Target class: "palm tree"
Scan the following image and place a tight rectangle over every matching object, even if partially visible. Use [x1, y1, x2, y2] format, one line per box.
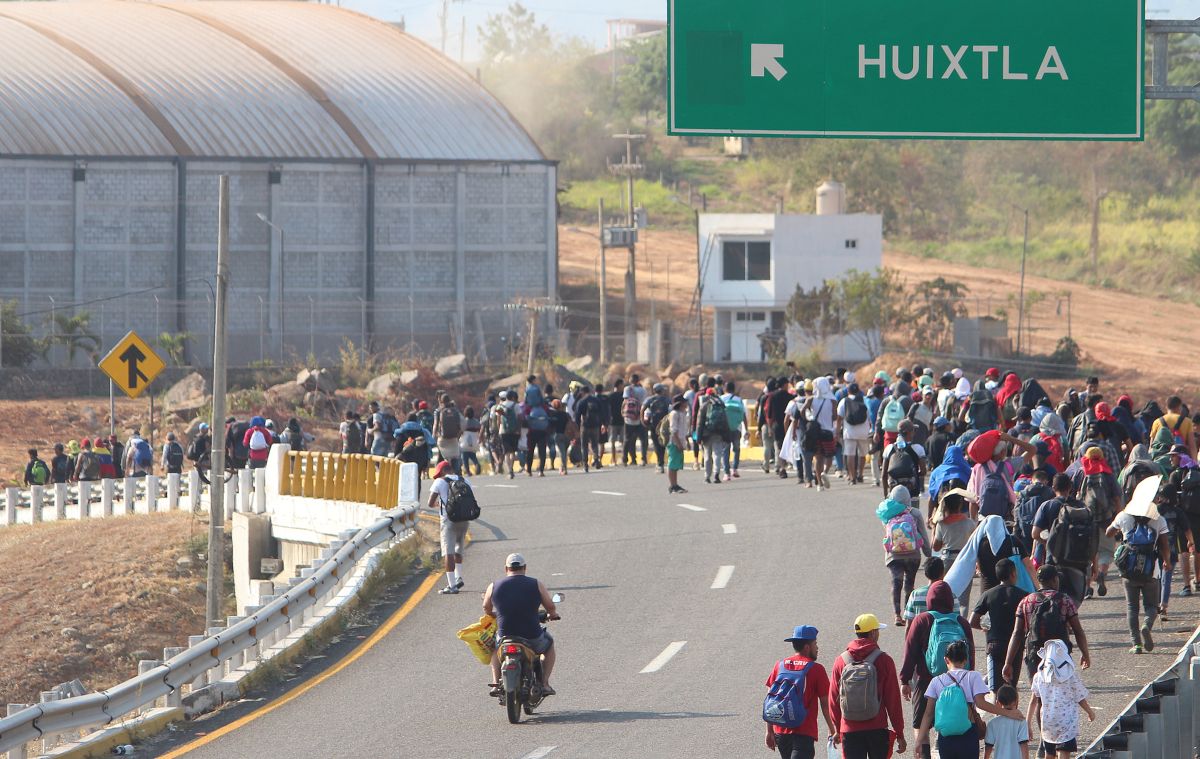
[45, 312, 99, 365]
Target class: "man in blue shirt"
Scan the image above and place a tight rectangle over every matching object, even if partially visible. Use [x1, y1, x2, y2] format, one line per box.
[483, 553, 561, 696]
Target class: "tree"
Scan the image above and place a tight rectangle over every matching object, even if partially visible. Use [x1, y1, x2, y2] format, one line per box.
[46, 311, 99, 364]
[909, 277, 968, 352]
[785, 268, 907, 358]
[617, 33, 666, 121]
[157, 332, 193, 365]
[477, 2, 551, 64]
[0, 300, 38, 367]
[785, 280, 844, 349]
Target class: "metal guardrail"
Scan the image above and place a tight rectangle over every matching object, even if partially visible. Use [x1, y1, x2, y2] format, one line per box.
[1081, 624, 1200, 758]
[0, 501, 418, 757]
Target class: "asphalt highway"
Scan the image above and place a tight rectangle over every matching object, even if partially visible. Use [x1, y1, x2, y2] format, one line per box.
[154, 464, 1198, 759]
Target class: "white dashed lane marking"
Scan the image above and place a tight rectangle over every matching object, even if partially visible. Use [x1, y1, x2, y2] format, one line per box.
[710, 565, 735, 589]
[517, 747, 558, 759]
[677, 503, 706, 512]
[590, 490, 626, 496]
[640, 641, 687, 674]
[722, 523, 737, 534]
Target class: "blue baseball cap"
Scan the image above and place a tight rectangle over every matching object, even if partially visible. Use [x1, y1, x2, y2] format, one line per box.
[933, 416, 951, 429]
[785, 625, 819, 643]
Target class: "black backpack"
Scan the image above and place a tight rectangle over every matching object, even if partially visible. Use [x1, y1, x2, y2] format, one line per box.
[166, 442, 185, 471]
[967, 389, 997, 431]
[1047, 500, 1097, 569]
[1026, 590, 1071, 653]
[845, 396, 868, 426]
[1078, 472, 1115, 524]
[1179, 468, 1200, 518]
[444, 477, 480, 522]
[1015, 482, 1053, 551]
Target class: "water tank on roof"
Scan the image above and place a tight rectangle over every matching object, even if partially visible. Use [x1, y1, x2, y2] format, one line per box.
[816, 179, 845, 215]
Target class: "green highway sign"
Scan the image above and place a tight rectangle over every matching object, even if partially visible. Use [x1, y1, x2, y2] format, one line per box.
[667, 0, 1144, 140]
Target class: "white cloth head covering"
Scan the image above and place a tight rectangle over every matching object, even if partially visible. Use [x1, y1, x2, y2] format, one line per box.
[813, 375, 835, 400]
[955, 377, 972, 399]
[1038, 412, 1066, 438]
[1037, 639, 1077, 683]
[1124, 474, 1163, 520]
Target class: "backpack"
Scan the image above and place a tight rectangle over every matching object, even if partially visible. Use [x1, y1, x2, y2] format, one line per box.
[1026, 590, 1070, 652]
[1046, 500, 1097, 569]
[703, 398, 730, 438]
[1179, 468, 1200, 517]
[282, 429, 306, 452]
[343, 422, 364, 454]
[1016, 482, 1052, 551]
[645, 396, 671, 428]
[1170, 413, 1187, 446]
[845, 396, 868, 426]
[881, 398, 906, 433]
[1019, 379, 1050, 411]
[497, 403, 519, 434]
[380, 413, 400, 438]
[249, 429, 269, 451]
[978, 465, 1011, 519]
[29, 459, 50, 485]
[762, 660, 813, 729]
[524, 384, 544, 409]
[1115, 520, 1158, 582]
[884, 510, 923, 555]
[967, 389, 997, 431]
[133, 439, 153, 467]
[622, 396, 642, 425]
[837, 649, 884, 722]
[933, 672, 975, 737]
[79, 451, 101, 480]
[657, 414, 673, 449]
[230, 422, 251, 460]
[527, 406, 550, 432]
[724, 396, 746, 431]
[1121, 461, 1159, 505]
[165, 442, 184, 471]
[886, 445, 918, 481]
[924, 610, 966, 677]
[444, 477, 480, 522]
[1079, 472, 1115, 523]
[439, 408, 462, 438]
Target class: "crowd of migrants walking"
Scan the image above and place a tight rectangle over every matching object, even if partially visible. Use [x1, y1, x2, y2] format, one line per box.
[759, 364, 1199, 759]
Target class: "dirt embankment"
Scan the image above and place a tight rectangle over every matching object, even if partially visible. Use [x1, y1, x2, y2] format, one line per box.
[0, 512, 209, 706]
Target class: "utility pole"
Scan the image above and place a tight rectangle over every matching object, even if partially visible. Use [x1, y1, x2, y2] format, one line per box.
[597, 199, 607, 364]
[609, 133, 644, 361]
[504, 301, 566, 377]
[1014, 205, 1029, 356]
[438, 0, 465, 55]
[207, 175, 230, 629]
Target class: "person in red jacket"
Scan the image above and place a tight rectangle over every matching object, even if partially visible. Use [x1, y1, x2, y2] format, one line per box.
[243, 415, 273, 469]
[899, 581, 975, 759]
[829, 613, 907, 759]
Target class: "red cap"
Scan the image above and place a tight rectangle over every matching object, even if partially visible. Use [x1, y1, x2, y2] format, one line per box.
[433, 460, 452, 478]
[1095, 402, 1114, 422]
[985, 367, 1000, 378]
[418, 400, 429, 410]
[80, 437, 91, 447]
[1118, 394, 1133, 408]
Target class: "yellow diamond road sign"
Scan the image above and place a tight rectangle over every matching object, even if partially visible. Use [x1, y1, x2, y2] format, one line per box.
[98, 330, 166, 399]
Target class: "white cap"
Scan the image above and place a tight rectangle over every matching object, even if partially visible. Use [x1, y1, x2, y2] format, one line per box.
[505, 553, 526, 568]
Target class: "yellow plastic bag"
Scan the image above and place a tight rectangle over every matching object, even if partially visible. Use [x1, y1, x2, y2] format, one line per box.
[456, 614, 497, 665]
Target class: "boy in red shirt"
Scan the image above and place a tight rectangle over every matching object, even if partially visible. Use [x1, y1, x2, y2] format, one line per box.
[830, 614, 907, 759]
[764, 625, 835, 758]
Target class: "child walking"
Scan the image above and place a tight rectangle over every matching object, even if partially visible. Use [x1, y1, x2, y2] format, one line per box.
[916, 640, 1023, 759]
[984, 684, 1030, 759]
[1028, 639, 1094, 759]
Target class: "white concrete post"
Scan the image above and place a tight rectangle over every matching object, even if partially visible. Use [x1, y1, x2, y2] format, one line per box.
[101, 478, 115, 517]
[146, 474, 160, 513]
[225, 616, 245, 670]
[167, 472, 181, 511]
[78, 481, 93, 518]
[163, 647, 186, 706]
[122, 476, 136, 514]
[137, 660, 163, 709]
[29, 485, 43, 523]
[187, 635, 208, 689]
[399, 462, 419, 503]
[6, 703, 30, 759]
[54, 482, 68, 520]
[39, 690, 59, 752]
[253, 467, 267, 514]
[188, 469, 202, 512]
[224, 476, 237, 522]
[241, 604, 262, 662]
[4, 486, 18, 526]
[238, 468, 253, 513]
[206, 626, 225, 680]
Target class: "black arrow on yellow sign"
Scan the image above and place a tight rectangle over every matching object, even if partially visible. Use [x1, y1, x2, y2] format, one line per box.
[118, 343, 151, 389]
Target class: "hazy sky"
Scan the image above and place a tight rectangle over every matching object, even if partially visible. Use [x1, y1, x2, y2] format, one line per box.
[338, 0, 1200, 59]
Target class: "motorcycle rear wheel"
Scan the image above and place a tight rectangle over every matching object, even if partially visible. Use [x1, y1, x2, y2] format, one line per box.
[506, 692, 522, 724]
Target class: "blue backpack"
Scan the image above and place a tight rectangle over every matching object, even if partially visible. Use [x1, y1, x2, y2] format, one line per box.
[925, 611, 966, 677]
[978, 465, 1011, 519]
[723, 396, 746, 431]
[1115, 520, 1158, 582]
[763, 660, 812, 729]
[133, 438, 153, 467]
[933, 671, 974, 736]
[527, 405, 550, 432]
[1016, 482, 1052, 550]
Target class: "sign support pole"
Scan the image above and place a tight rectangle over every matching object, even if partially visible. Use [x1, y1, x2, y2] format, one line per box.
[109, 380, 115, 437]
[598, 199, 607, 365]
[207, 175, 230, 629]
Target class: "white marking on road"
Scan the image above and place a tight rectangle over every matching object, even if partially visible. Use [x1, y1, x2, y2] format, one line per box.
[486, 484, 519, 489]
[591, 490, 626, 496]
[722, 523, 737, 534]
[677, 503, 707, 512]
[711, 565, 736, 589]
[518, 747, 558, 759]
[640, 641, 687, 673]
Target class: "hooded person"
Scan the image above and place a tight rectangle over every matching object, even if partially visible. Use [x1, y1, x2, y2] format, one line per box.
[1029, 637, 1095, 751]
[799, 376, 838, 490]
[1035, 412, 1068, 472]
[878, 485, 933, 625]
[927, 444, 972, 507]
[828, 614, 908, 757]
[899, 580, 975, 757]
[995, 372, 1023, 421]
[1112, 396, 1144, 446]
[944, 514, 1037, 598]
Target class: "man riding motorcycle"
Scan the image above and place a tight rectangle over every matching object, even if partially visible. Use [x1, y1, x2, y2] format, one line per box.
[482, 553, 560, 697]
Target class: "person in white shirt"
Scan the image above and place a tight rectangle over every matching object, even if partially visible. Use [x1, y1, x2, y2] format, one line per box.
[427, 460, 474, 595]
[1105, 475, 1172, 654]
[836, 382, 872, 485]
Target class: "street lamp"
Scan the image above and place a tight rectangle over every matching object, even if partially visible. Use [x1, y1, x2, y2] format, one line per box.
[255, 212, 285, 361]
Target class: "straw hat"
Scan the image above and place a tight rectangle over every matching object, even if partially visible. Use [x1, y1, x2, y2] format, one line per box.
[1123, 474, 1163, 520]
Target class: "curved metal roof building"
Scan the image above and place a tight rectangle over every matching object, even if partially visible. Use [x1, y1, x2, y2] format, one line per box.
[0, 1, 544, 161]
[0, 2, 556, 367]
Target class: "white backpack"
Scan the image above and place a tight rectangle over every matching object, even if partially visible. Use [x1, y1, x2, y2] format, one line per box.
[249, 429, 269, 451]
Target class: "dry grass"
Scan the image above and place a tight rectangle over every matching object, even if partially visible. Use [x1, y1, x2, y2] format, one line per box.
[0, 512, 208, 705]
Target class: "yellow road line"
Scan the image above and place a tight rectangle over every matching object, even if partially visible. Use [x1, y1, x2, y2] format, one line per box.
[159, 569, 443, 758]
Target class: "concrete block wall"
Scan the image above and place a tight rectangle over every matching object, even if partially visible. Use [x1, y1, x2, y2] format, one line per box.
[0, 158, 555, 366]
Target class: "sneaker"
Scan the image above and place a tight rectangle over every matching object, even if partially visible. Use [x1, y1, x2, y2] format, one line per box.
[1129, 645, 1144, 654]
[1084, 586, 1094, 599]
[454, 578, 465, 590]
[705, 477, 711, 484]
[439, 586, 460, 595]
[540, 684, 556, 697]
[722, 474, 731, 482]
[676, 486, 688, 494]
[1141, 624, 1155, 652]
[778, 470, 788, 479]
[816, 483, 824, 492]
[488, 683, 502, 697]
[732, 470, 740, 478]
[1160, 607, 1170, 622]
[1097, 574, 1107, 596]
[657, 466, 665, 473]
[822, 474, 831, 489]
[1180, 586, 1193, 597]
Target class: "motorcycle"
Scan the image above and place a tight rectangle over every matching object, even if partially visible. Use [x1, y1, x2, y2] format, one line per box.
[497, 593, 562, 724]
